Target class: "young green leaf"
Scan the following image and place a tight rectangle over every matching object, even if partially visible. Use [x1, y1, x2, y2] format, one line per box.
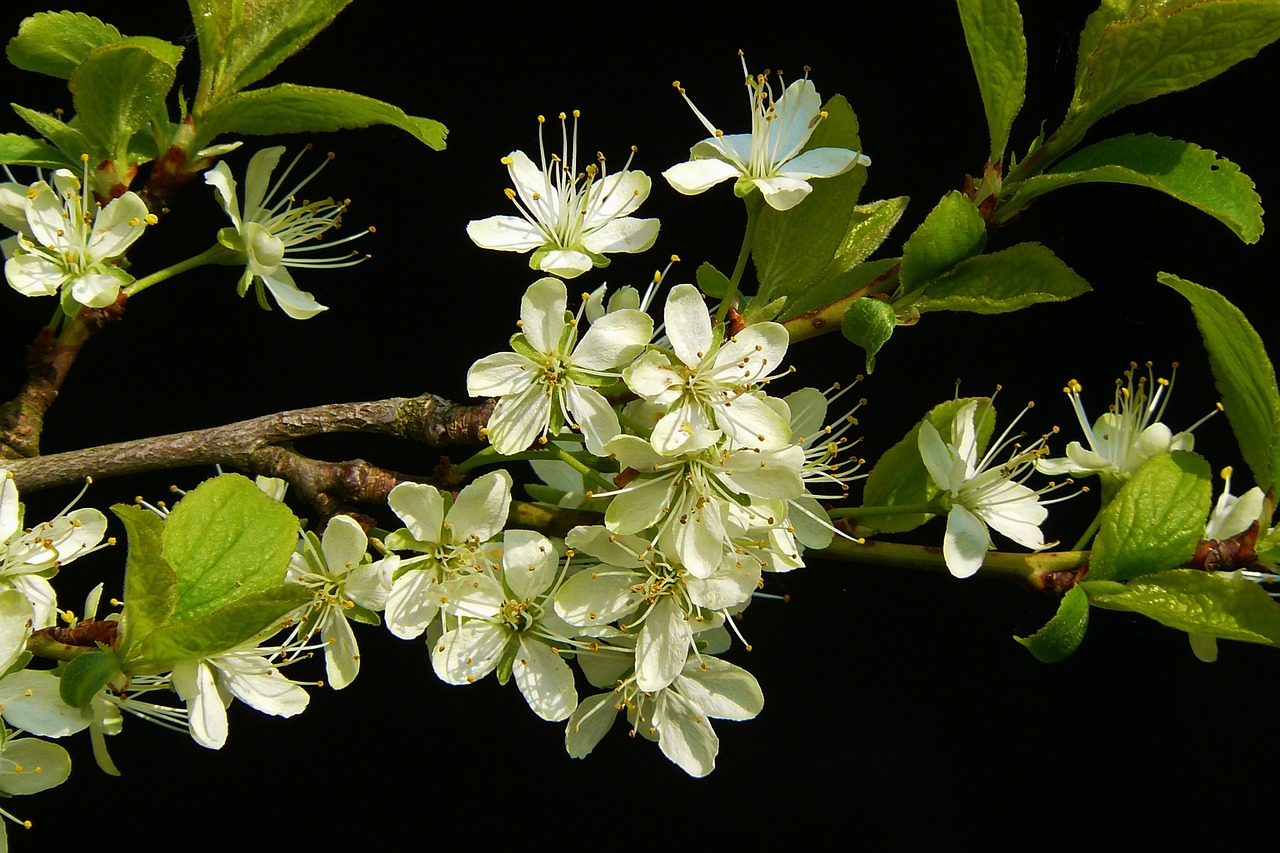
[10, 105, 93, 164]
[110, 503, 179, 668]
[998, 134, 1263, 242]
[0, 133, 74, 168]
[909, 242, 1091, 315]
[160, 473, 301, 624]
[193, 84, 447, 152]
[58, 649, 123, 709]
[840, 296, 896, 374]
[69, 42, 180, 160]
[859, 397, 994, 534]
[696, 262, 730, 299]
[5, 10, 121, 78]
[1068, 1, 1280, 138]
[1014, 585, 1089, 663]
[956, 0, 1027, 162]
[1089, 450, 1212, 581]
[1083, 569, 1280, 648]
[135, 584, 314, 664]
[897, 190, 987, 296]
[1160, 273, 1280, 492]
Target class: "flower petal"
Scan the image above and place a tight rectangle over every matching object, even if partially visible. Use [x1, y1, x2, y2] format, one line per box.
[943, 504, 991, 579]
[662, 158, 742, 195]
[465, 214, 548, 252]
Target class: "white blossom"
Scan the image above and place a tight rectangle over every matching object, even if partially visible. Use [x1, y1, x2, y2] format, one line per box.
[466, 111, 659, 278]
[663, 54, 869, 211]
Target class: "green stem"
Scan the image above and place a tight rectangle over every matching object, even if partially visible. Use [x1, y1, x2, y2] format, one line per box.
[816, 538, 1090, 590]
[124, 243, 241, 298]
[715, 193, 765, 325]
[1070, 508, 1104, 552]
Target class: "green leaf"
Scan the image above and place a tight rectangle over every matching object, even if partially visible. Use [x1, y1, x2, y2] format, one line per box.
[10, 105, 94, 163]
[859, 397, 994, 534]
[1000, 134, 1263, 242]
[897, 190, 987, 295]
[0, 133, 75, 168]
[778, 198, 908, 321]
[1015, 585, 1090, 663]
[189, 0, 352, 108]
[136, 584, 313, 663]
[752, 95, 866, 305]
[1069, 0, 1280, 129]
[1160, 273, 1280, 491]
[956, 0, 1027, 162]
[161, 473, 300, 623]
[194, 84, 447, 152]
[910, 242, 1092, 314]
[1090, 450, 1212, 581]
[5, 11, 121, 79]
[1083, 569, 1280, 647]
[840, 297, 896, 374]
[58, 650, 123, 709]
[696, 262, 730, 299]
[69, 42, 179, 159]
[110, 504, 179, 668]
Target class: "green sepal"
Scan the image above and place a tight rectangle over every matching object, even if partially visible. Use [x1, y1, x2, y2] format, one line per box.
[194, 84, 447, 152]
[58, 649, 123, 709]
[1082, 569, 1280, 648]
[999, 135, 1263, 242]
[0, 132, 78, 169]
[956, 0, 1027, 163]
[908, 242, 1091, 315]
[69, 42, 181, 161]
[860, 397, 994, 534]
[840, 297, 896, 374]
[1090, 450, 1212, 581]
[897, 190, 987, 296]
[344, 601, 381, 628]
[1068, 0, 1280, 134]
[1014, 585, 1089, 663]
[495, 639, 518, 686]
[752, 95, 867, 306]
[696, 262, 730, 299]
[507, 332, 539, 361]
[1160, 273, 1280, 493]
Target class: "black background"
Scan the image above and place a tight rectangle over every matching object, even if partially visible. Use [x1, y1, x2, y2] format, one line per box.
[3, 1, 1277, 845]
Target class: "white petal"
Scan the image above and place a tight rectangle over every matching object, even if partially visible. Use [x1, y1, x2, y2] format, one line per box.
[502, 530, 558, 601]
[943, 504, 991, 579]
[174, 660, 228, 749]
[564, 384, 621, 456]
[653, 690, 718, 777]
[215, 651, 310, 715]
[466, 352, 537, 398]
[585, 169, 652, 221]
[674, 656, 764, 720]
[5, 253, 63, 297]
[535, 249, 594, 279]
[486, 381, 552, 455]
[203, 162, 243, 229]
[752, 175, 814, 211]
[778, 147, 861, 181]
[514, 635, 577, 721]
[431, 621, 509, 684]
[770, 79, 823, 156]
[466, 215, 548, 251]
[321, 515, 369, 576]
[565, 691, 621, 758]
[664, 283, 713, 368]
[580, 216, 660, 255]
[242, 147, 285, 217]
[85, 192, 149, 263]
[69, 272, 122, 308]
[0, 671, 90, 737]
[662, 158, 742, 195]
[554, 568, 645, 627]
[387, 482, 444, 544]
[571, 309, 654, 371]
[635, 596, 692, 692]
[322, 612, 361, 690]
[445, 469, 512, 544]
[520, 277, 568, 354]
[385, 569, 441, 640]
[259, 268, 327, 320]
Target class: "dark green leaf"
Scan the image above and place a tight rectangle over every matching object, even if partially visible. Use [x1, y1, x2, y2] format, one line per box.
[1001, 134, 1262, 242]
[69, 43, 179, 158]
[194, 84, 447, 151]
[696, 262, 730, 299]
[956, 0, 1027, 162]
[1083, 569, 1280, 647]
[752, 95, 866, 305]
[0, 133, 75, 168]
[5, 11, 121, 79]
[898, 190, 987, 295]
[840, 297, 896, 374]
[1161, 273, 1280, 491]
[161, 473, 300, 623]
[860, 397, 994, 534]
[1090, 450, 1212, 581]
[910, 242, 1091, 314]
[59, 650, 123, 709]
[1015, 585, 1090, 662]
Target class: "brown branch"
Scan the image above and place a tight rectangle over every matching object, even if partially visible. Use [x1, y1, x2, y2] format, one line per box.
[3, 393, 496, 494]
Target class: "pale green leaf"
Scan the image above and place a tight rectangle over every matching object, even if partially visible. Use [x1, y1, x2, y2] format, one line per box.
[1002, 134, 1262, 242]
[194, 84, 447, 151]
[910, 242, 1091, 314]
[956, 0, 1028, 161]
[1014, 585, 1090, 663]
[898, 190, 987, 295]
[0, 133, 74, 168]
[1090, 450, 1212, 581]
[9, 105, 94, 162]
[110, 504, 179, 668]
[1083, 569, 1280, 647]
[136, 584, 315, 664]
[69, 43, 178, 158]
[1161, 272, 1280, 491]
[5, 11, 121, 79]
